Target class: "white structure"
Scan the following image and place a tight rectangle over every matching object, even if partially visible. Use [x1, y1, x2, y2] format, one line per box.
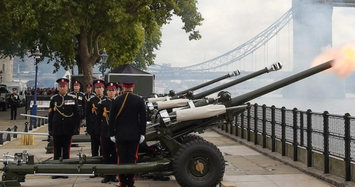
[0, 57, 13, 83]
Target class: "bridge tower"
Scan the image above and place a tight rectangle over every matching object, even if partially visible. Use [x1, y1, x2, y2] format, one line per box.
[283, 0, 345, 98]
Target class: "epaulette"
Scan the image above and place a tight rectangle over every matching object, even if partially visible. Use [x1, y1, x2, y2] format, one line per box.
[87, 95, 95, 102]
[50, 94, 58, 100]
[132, 93, 142, 98]
[67, 93, 76, 98]
[98, 99, 106, 104]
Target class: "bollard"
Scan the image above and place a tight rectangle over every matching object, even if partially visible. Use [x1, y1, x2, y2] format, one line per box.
[29, 119, 33, 131]
[42, 118, 44, 126]
[13, 125, 18, 138]
[6, 128, 11, 142]
[24, 122, 29, 132]
[45, 115, 48, 124]
[37, 118, 41, 127]
[33, 118, 37, 129]
[0, 133, 3, 145]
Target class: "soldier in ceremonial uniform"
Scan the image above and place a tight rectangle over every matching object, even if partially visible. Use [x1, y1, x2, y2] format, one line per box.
[48, 78, 81, 179]
[109, 78, 147, 187]
[96, 82, 119, 183]
[70, 80, 86, 122]
[9, 88, 20, 120]
[83, 84, 95, 129]
[86, 80, 106, 157]
[84, 84, 96, 102]
[115, 82, 122, 96]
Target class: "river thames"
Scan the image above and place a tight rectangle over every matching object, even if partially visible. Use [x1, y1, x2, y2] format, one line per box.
[249, 94, 355, 115]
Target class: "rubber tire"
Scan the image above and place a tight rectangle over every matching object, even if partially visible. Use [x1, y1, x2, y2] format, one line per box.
[180, 134, 204, 144]
[173, 139, 225, 187]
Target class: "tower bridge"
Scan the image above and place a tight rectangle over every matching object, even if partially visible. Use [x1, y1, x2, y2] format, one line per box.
[149, 0, 355, 98]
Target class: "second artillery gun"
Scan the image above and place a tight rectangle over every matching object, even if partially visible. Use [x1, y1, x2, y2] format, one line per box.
[147, 62, 282, 123]
[0, 60, 334, 187]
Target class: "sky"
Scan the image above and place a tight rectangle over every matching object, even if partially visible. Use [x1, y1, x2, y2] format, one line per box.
[153, 0, 355, 71]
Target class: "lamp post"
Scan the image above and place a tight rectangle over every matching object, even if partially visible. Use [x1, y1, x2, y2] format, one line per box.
[31, 46, 42, 127]
[100, 48, 108, 80]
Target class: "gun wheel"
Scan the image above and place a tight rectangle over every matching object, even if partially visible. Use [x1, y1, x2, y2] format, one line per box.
[179, 134, 204, 144]
[173, 139, 225, 187]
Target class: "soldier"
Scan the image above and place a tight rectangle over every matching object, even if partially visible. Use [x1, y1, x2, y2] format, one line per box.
[70, 80, 86, 125]
[86, 80, 106, 157]
[48, 78, 81, 179]
[109, 78, 147, 187]
[96, 82, 119, 183]
[84, 84, 95, 102]
[9, 88, 20, 120]
[115, 82, 122, 96]
[83, 84, 95, 129]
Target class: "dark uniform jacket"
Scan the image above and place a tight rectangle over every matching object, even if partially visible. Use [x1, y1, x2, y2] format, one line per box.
[84, 92, 96, 103]
[70, 91, 86, 119]
[96, 97, 115, 138]
[48, 93, 81, 136]
[109, 92, 146, 141]
[9, 93, 20, 107]
[86, 95, 106, 135]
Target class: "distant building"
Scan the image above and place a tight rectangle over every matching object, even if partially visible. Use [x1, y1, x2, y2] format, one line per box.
[0, 57, 14, 83]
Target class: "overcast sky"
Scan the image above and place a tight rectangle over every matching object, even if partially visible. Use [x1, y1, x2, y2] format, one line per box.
[154, 0, 355, 71]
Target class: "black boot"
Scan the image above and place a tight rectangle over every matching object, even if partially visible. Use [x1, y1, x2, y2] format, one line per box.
[101, 176, 111, 183]
[111, 175, 119, 182]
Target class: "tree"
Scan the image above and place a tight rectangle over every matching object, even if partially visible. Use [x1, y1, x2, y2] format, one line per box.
[0, 0, 203, 87]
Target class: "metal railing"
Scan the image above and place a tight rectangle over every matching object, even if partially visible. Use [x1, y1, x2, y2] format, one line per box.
[218, 103, 355, 182]
[0, 117, 48, 145]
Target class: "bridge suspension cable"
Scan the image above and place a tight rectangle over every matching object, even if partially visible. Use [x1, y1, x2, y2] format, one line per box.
[149, 6, 297, 72]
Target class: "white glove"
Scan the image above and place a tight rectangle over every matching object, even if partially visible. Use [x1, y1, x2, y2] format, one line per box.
[110, 136, 116, 143]
[139, 135, 145, 144]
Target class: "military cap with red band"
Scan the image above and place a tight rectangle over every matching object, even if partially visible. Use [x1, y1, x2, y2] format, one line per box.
[86, 84, 93, 88]
[56, 78, 69, 86]
[105, 82, 119, 89]
[93, 79, 106, 87]
[121, 77, 136, 88]
[73, 80, 81, 86]
[116, 82, 122, 90]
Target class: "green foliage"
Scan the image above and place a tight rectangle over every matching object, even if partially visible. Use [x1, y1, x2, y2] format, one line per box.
[0, 0, 203, 84]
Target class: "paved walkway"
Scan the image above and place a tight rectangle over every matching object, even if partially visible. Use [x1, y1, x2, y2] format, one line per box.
[0, 124, 353, 187]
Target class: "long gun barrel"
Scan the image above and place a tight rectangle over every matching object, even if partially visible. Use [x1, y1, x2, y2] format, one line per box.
[152, 63, 282, 111]
[191, 62, 282, 100]
[226, 60, 333, 107]
[172, 70, 241, 98]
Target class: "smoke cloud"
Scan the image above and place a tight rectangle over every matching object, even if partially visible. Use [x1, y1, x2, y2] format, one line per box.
[312, 43, 355, 77]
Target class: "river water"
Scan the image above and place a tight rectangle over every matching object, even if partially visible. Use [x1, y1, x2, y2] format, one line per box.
[249, 94, 355, 115]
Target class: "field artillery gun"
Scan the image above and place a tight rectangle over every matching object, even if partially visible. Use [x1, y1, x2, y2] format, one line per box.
[147, 62, 282, 123]
[0, 60, 333, 187]
[146, 70, 241, 102]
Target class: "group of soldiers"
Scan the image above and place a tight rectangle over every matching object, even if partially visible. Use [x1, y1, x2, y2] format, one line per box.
[48, 77, 147, 187]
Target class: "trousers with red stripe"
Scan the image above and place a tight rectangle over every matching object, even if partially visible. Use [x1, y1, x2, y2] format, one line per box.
[116, 140, 140, 187]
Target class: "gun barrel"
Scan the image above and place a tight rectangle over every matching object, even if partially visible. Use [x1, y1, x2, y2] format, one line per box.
[192, 62, 282, 99]
[227, 60, 333, 107]
[173, 70, 240, 97]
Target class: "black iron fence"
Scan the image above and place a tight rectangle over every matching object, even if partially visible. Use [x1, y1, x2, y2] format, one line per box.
[218, 103, 355, 182]
[0, 117, 48, 145]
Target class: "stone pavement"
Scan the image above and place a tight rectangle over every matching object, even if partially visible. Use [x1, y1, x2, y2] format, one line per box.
[0, 124, 352, 187]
